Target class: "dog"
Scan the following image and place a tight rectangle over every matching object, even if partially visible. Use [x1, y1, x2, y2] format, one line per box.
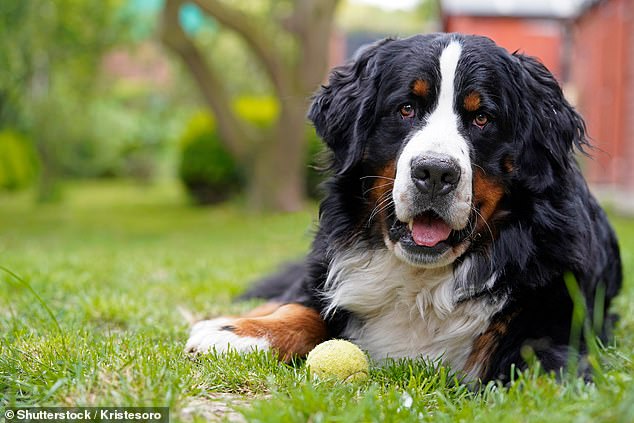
[185, 33, 622, 383]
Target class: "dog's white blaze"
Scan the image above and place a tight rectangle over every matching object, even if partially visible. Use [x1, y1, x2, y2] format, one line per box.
[324, 247, 505, 380]
[185, 317, 270, 354]
[393, 40, 472, 227]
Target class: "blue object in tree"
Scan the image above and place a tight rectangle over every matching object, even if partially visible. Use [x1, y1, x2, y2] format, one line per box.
[179, 2, 217, 35]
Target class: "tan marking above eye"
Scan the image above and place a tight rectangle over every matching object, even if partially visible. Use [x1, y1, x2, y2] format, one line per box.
[412, 79, 430, 97]
[464, 91, 481, 112]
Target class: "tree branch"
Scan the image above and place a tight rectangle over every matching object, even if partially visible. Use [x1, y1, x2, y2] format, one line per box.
[191, 0, 291, 98]
[285, 0, 340, 93]
[160, 0, 254, 160]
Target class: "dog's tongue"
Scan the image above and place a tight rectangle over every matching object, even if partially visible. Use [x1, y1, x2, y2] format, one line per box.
[411, 215, 452, 247]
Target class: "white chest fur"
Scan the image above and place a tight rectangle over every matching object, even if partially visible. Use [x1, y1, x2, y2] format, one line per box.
[323, 247, 506, 376]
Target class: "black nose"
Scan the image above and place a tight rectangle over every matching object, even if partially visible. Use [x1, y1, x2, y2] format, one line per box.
[411, 155, 461, 197]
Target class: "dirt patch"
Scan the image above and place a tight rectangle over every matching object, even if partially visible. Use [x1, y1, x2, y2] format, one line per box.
[180, 394, 254, 422]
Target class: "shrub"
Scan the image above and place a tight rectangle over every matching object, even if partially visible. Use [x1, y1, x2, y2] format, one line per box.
[177, 97, 327, 205]
[0, 129, 39, 191]
[178, 111, 243, 204]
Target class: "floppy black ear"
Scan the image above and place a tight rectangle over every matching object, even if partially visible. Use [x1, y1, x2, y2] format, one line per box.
[308, 40, 389, 174]
[512, 54, 588, 192]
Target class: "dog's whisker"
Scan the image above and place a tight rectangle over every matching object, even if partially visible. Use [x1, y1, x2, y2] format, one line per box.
[368, 205, 393, 228]
[472, 164, 487, 174]
[362, 182, 394, 196]
[360, 175, 395, 182]
[369, 194, 392, 216]
[470, 206, 495, 243]
[466, 204, 502, 277]
[367, 195, 394, 227]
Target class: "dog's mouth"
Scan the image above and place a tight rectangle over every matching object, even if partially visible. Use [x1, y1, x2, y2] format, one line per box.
[389, 211, 456, 249]
[388, 211, 470, 267]
[408, 213, 453, 247]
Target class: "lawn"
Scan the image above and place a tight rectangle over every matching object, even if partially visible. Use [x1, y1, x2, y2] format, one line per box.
[1, 180, 633, 422]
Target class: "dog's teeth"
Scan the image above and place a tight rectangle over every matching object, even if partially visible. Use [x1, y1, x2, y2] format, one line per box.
[408, 220, 413, 231]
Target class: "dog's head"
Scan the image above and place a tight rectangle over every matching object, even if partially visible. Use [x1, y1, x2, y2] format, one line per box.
[309, 33, 587, 268]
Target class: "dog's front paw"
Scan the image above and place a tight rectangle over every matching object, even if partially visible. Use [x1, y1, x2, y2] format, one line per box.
[184, 317, 270, 355]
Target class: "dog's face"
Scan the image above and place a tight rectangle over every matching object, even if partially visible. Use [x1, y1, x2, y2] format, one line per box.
[310, 34, 585, 269]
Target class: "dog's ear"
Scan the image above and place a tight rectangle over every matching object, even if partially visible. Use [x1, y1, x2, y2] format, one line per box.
[511, 54, 588, 192]
[308, 40, 389, 174]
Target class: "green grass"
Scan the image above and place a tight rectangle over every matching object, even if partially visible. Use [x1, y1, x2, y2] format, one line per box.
[1, 180, 633, 422]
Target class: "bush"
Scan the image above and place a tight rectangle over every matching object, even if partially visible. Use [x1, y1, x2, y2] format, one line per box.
[177, 97, 327, 205]
[0, 129, 39, 191]
[178, 111, 243, 204]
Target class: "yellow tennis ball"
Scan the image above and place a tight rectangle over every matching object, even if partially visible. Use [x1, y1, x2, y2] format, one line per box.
[306, 339, 369, 382]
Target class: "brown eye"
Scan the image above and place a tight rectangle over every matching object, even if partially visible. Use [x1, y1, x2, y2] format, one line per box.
[473, 113, 489, 128]
[400, 104, 415, 118]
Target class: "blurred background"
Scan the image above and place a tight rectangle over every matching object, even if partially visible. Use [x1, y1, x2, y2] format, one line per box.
[0, 0, 631, 213]
[2, 3, 633, 412]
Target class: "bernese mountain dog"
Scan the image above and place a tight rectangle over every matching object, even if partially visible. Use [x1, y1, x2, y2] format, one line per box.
[185, 33, 622, 383]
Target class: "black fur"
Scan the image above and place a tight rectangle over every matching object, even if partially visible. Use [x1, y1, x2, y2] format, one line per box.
[242, 33, 621, 382]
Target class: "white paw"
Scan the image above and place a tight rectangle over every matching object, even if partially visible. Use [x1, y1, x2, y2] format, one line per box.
[184, 317, 270, 355]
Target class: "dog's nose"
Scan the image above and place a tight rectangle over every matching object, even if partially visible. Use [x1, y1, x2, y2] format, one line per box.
[411, 155, 461, 197]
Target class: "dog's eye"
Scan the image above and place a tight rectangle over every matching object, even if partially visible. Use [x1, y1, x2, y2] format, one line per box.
[399, 104, 415, 119]
[473, 113, 489, 128]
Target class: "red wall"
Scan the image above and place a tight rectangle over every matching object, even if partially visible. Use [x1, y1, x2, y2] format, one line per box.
[445, 4, 634, 194]
[444, 16, 564, 79]
[572, 0, 633, 189]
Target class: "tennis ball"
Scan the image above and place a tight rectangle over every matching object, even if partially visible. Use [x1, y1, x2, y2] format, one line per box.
[305, 339, 369, 382]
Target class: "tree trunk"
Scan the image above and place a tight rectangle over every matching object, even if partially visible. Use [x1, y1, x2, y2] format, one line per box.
[161, 0, 339, 212]
[248, 100, 307, 212]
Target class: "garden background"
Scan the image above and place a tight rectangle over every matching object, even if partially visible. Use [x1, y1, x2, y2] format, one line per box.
[1, 1, 633, 422]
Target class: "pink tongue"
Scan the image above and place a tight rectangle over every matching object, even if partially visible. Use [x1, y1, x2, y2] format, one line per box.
[411, 215, 452, 247]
